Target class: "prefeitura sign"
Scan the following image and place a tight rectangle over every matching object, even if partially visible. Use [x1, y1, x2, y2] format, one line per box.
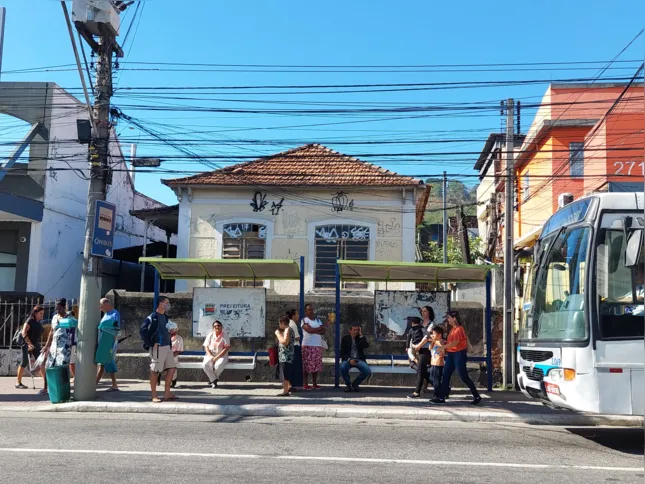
[91, 200, 116, 258]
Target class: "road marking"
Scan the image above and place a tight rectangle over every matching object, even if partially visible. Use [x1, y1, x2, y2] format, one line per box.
[0, 448, 641, 472]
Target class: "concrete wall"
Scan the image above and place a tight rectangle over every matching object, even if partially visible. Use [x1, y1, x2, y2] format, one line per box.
[173, 186, 419, 295]
[109, 290, 502, 387]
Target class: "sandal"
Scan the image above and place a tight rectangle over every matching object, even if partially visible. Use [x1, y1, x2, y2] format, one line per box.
[277, 392, 291, 397]
[106, 387, 120, 392]
[151, 397, 163, 403]
[165, 395, 179, 401]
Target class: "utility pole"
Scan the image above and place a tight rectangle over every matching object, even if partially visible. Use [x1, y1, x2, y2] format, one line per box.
[503, 99, 516, 390]
[442, 171, 448, 264]
[458, 205, 471, 265]
[72, 2, 126, 402]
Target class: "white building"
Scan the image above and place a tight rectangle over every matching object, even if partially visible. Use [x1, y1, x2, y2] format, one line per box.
[164, 144, 430, 294]
[0, 82, 167, 299]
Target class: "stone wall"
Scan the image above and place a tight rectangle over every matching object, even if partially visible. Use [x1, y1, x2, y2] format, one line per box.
[109, 290, 503, 387]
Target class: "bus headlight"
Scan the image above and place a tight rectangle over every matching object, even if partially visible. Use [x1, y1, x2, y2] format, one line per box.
[550, 369, 563, 381]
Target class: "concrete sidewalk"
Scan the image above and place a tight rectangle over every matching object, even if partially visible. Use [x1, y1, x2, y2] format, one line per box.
[0, 377, 641, 427]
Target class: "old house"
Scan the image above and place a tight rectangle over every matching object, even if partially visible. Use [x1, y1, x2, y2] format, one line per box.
[163, 144, 430, 294]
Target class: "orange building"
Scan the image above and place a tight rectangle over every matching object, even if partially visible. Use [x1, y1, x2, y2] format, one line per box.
[514, 82, 644, 249]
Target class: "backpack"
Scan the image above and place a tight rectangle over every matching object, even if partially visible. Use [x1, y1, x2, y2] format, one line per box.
[139, 312, 159, 350]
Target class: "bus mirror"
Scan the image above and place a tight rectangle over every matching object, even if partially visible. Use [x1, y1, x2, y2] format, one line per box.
[553, 263, 567, 272]
[624, 230, 643, 268]
[515, 267, 523, 298]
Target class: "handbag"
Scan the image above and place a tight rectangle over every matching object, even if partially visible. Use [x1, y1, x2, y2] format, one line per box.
[268, 346, 279, 367]
[12, 328, 24, 346]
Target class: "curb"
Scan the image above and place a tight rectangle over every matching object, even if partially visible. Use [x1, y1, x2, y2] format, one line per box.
[12, 401, 643, 427]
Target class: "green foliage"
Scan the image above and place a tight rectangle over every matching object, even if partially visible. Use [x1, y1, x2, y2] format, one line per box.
[421, 236, 484, 264]
[422, 179, 477, 226]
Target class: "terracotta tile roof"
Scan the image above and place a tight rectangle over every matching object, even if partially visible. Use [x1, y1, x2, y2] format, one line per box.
[163, 143, 423, 188]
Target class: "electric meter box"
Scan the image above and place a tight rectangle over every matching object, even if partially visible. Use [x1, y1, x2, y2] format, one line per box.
[72, 0, 120, 37]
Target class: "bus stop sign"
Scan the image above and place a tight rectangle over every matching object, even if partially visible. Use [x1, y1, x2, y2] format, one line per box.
[91, 200, 116, 258]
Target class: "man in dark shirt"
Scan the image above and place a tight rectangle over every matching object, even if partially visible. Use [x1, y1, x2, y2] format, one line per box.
[340, 323, 371, 392]
[148, 297, 176, 403]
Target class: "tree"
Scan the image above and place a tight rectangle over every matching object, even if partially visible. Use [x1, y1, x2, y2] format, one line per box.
[422, 179, 477, 225]
[421, 236, 484, 265]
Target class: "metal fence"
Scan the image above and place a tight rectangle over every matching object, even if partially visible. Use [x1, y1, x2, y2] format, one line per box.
[0, 297, 78, 349]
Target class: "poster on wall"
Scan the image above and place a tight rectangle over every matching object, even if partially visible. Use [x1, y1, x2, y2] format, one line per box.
[374, 291, 450, 341]
[192, 287, 266, 338]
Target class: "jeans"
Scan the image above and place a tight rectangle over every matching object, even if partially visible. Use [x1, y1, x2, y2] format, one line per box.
[340, 360, 372, 388]
[415, 349, 430, 394]
[429, 365, 443, 398]
[439, 350, 479, 399]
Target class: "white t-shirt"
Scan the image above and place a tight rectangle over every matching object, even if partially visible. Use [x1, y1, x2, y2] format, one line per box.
[288, 320, 301, 347]
[301, 317, 323, 347]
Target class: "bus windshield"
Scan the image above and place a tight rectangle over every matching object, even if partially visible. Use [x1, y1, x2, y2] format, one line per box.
[521, 226, 590, 341]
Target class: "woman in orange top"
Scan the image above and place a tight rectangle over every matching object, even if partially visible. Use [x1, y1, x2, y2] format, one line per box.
[431, 310, 482, 406]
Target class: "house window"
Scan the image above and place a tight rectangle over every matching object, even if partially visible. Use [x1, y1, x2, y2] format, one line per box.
[569, 142, 584, 178]
[314, 224, 370, 290]
[522, 172, 530, 201]
[222, 223, 266, 287]
[0, 252, 16, 291]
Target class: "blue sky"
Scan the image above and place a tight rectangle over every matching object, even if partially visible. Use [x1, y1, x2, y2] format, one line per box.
[1, 0, 644, 205]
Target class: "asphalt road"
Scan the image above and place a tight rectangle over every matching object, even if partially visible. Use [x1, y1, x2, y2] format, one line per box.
[0, 412, 642, 484]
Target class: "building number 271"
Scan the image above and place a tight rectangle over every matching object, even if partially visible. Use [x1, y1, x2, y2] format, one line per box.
[613, 161, 645, 176]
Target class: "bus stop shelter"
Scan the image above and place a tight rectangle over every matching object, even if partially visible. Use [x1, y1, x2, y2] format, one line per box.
[334, 260, 495, 391]
[139, 257, 305, 320]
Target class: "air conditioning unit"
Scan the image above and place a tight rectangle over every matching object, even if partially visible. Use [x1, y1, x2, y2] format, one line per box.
[558, 193, 574, 209]
[72, 0, 120, 37]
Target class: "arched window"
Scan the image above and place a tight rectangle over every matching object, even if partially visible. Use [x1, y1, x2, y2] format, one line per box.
[222, 223, 266, 287]
[314, 224, 369, 289]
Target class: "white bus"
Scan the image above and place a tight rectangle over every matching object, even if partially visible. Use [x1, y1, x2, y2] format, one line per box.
[517, 192, 644, 415]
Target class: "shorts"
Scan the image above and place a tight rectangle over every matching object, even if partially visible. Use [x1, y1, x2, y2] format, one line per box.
[279, 361, 294, 383]
[20, 345, 40, 368]
[150, 345, 176, 373]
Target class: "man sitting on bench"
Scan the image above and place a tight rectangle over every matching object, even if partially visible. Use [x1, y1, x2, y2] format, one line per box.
[340, 323, 371, 392]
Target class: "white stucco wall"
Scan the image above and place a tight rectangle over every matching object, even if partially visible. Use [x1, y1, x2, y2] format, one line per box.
[25, 86, 169, 299]
[173, 186, 419, 295]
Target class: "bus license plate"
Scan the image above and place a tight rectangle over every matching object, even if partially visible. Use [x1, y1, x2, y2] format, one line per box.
[545, 383, 560, 396]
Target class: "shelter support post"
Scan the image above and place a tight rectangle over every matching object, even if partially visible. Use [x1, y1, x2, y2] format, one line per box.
[140, 219, 149, 292]
[299, 256, 305, 334]
[334, 261, 341, 388]
[153, 268, 160, 312]
[486, 271, 493, 392]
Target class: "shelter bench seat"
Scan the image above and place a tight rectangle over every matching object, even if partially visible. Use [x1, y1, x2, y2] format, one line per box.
[348, 354, 487, 375]
[176, 351, 260, 371]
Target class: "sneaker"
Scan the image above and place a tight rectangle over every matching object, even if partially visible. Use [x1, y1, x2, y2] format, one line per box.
[407, 393, 421, 399]
[37, 389, 48, 396]
[344, 385, 352, 393]
[312, 385, 322, 390]
[429, 397, 445, 405]
[210, 381, 218, 389]
[15, 383, 28, 389]
[303, 385, 312, 390]
[471, 396, 482, 406]
[351, 384, 361, 393]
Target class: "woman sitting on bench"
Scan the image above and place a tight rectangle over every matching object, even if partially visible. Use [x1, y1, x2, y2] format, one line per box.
[202, 320, 230, 389]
